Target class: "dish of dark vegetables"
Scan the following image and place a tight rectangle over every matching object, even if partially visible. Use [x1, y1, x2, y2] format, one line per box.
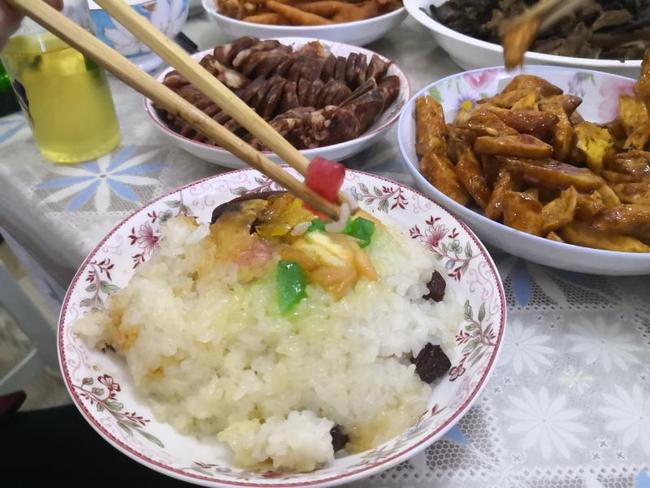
[428, 0, 650, 61]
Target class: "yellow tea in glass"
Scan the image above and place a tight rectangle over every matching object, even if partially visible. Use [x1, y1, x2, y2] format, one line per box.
[1, 13, 120, 163]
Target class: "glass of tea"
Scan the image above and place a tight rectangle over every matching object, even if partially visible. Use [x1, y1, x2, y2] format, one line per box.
[0, 0, 121, 164]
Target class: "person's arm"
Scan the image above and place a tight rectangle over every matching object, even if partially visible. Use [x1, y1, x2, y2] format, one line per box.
[0, 0, 63, 49]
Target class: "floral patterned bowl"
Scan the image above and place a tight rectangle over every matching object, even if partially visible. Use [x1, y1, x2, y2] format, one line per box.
[89, 0, 189, 72]
[59, 169, 506, 487]
[398, 65, 650, 275]
[144, 38, 410, 168]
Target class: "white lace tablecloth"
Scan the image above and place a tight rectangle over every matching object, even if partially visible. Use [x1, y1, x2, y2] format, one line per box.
[0, 15, 648, 488]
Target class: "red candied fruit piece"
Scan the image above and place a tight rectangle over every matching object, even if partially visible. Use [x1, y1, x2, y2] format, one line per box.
[305, 156, 345, 204]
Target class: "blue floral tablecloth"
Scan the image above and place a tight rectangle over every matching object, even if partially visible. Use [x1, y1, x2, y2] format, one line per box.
[0, 16, 648, 488]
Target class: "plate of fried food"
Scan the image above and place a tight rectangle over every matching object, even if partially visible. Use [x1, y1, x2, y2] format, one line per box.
[146, 37, 409, 168]
[398, 60, 650, 275]
[202, 0, 406, 46]
[404, 0, 644, 77]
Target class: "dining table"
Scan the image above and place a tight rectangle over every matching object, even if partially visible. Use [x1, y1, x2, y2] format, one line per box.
[0, 11, 649, 488]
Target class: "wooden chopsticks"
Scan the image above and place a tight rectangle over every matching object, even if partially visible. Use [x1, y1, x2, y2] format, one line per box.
[96, 0, 345, 205]
[95, 0, 313, 176]
[7, 0, 340, 220]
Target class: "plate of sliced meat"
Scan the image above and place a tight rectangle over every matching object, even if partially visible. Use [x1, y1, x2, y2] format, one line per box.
[145, 36, 409, 168]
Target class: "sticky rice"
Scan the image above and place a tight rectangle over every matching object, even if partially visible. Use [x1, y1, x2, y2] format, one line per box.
[75, 207, 461, 472]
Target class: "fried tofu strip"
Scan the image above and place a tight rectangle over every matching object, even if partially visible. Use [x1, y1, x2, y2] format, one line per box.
[474, 134, 553, 159]
[592, 204, 650, 242]
[606, 150, 650, 178]
[447, 126, 476, 164]
[501, 74, 563, 97]
[456, 148, 491, 208]
[420, 152, 470, 205]
[538, 94, 582, 115]
[575, 191, 606, 220]
[624, 120, 650, 150]
[597, 184, 622, 207]
[511, 92, 539, 111]
[541, 186, 578, 234]
[602, 171, 641, 184]
[501, 19, 539, 70]
[618, 95, 650, 136]
[541, 103, 573, 161]
[523, 188, 539, 200]
[573, 122, 614, 174]
[611, 182, 650, 205]
[463, 110, 519, 137]
[488, 107, 559, 137]
[502, 157, 605, 192]
[479, 88, 541, 109]
[606, 119, 628, 148]
[558, 221, 650, 253]
[481, 154, 502, 187]
[634, 52, 650, 109]
[485, 169, 513, 220]
[502, 191, 543, 236]
[415, 96, 447, 158]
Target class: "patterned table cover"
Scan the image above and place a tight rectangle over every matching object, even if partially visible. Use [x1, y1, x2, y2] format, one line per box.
[0, 15, 648, 488]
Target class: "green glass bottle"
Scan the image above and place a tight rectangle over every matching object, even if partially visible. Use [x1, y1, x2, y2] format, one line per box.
[0, 60, 20, 116]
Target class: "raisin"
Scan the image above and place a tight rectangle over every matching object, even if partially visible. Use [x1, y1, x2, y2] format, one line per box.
[330, 425, 349, 452]
[411, 343, 451, 383]
[423, 270, 446, 302]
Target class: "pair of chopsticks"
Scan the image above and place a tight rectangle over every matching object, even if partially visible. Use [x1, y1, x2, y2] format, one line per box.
[500, 0, 592, 69]
[7, 0, 340, 220]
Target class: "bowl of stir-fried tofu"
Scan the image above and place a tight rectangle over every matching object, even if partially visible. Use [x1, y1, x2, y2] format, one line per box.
[398, 62, 650, 275]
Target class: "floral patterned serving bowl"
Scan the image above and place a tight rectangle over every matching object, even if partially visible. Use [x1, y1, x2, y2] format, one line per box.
[144, 38, 410, 169]
[89, 0, 189, 72]
[59, 168, 506, 487]
[398, 65, 650, 275]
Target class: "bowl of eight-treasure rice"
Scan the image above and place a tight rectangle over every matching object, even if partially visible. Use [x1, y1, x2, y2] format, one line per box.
[59, 157, 505, 486]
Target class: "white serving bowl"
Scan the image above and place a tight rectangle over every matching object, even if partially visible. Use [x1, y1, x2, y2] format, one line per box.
[404, 0, 641, 78]
[398, 65, 650, 275]
[145, 38, 410, 168]
[202, 0, 407, 46]
[59, 168, 506, 487]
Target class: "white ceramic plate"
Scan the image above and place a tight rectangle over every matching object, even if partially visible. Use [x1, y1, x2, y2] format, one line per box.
[202, 0, 407, 47]
[144, 38, 410, 169]
[398, 65, 650, 275]
[59, 168, 506, 487]
[404, 0, 641, 78]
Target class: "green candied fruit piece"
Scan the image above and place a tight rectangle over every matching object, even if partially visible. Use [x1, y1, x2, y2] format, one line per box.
[343, 217, 375, 248]
[277, 260, 307, 314]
